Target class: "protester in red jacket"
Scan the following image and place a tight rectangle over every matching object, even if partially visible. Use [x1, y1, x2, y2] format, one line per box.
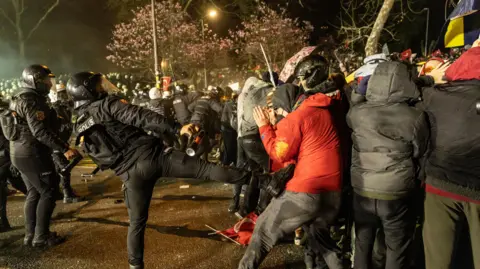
[237, 55, 344, 269]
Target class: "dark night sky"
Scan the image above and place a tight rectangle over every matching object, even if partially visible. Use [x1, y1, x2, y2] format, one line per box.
[0, 0, 452, 78]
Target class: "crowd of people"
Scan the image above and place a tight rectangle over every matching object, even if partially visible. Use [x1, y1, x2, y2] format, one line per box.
[0, 37, 479, 269]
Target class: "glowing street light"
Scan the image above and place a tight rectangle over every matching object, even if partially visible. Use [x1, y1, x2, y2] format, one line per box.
[200, 8, 218, 89]
[208, 9, 218, 18]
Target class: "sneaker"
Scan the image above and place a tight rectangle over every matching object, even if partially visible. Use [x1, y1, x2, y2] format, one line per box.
[63, 195, 85, 204]
[129, 264, 144, 269]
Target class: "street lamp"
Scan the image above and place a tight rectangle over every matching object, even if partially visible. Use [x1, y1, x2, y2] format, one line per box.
[151, 0, 161, 89]
[200, 9, 218, 89]
[424, 8, 430, 56]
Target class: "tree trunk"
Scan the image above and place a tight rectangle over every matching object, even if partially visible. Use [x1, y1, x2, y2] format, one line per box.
[365, 0, 395, 56]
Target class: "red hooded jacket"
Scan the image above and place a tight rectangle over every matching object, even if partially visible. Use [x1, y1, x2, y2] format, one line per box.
[259, 93, 343, 194]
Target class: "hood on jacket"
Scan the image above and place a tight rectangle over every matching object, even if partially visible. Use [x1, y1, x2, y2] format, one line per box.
[301, 91, 338, 109]
[272, 84, 303, 113]
[366, 62, 420, 104]
[354, 53, 388, 79]
[241, 77, 259, 94]
[445, 47, 480, 82]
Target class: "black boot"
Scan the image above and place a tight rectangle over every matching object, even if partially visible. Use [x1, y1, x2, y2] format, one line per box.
[32, 232, 66, 247]
[62, 174, 83, 204]
[63, 188, 83, 204]
[0, 184, 11, 233]
[228, 195, 240, 213]
[258, 164, 295, 198]
[23, 234, 34, 246]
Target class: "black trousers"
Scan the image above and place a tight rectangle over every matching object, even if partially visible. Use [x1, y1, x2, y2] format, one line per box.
[12, 155, 59, 240]
[235, 135, 271, 213]
[52, 152, 73, 195]
[0, 158, 27, 226]
[353, 193, 416, 269]
[220, 126, 237, 166]
[119, 146, 250, 266]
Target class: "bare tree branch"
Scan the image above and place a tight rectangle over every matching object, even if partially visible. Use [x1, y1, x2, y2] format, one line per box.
[0, 8, 16, 28]
[26, 0, 60, 41]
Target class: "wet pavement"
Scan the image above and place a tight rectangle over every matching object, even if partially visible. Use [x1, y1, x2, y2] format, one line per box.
[0, 167, 305, 269]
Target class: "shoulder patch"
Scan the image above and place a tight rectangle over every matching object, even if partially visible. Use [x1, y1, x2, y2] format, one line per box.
[36, 111, 45, 121]
[275, 141, 289, 159]
[119, 99, 129, 104]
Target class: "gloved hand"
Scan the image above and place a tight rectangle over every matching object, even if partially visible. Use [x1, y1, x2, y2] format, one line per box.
[180, 124, 198, 137]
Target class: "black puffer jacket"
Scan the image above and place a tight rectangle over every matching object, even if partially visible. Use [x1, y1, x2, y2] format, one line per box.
[420, 80, 480, 200]
[347, 62, 430, 199]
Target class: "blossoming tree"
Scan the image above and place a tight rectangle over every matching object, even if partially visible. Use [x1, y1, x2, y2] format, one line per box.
[107, 0, 232, 76]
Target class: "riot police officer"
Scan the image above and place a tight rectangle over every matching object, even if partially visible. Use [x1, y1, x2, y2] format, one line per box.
[147, 87, 175, 128]
[66, 72, 292, 269]
[172, 84, 200, 126]
[0, 99, 27, 232]
[9, 65, 79, 247]
[50, 85, 82, 203]
[187, 87, 223, 158]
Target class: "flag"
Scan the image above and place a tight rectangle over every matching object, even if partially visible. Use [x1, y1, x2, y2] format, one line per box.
[443, 0, 480, 48]
[448, 0, 479, 20]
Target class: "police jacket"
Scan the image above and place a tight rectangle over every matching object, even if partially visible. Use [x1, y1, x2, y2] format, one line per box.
[347, 62, 430, 200]
[52, 101, 74, 143]
[74, 95, 174, 175]
[10, 88, 68, 157]
[173, 92, 201, 126]
[188, 95, 222, 129]
[148, 98, 175, 127]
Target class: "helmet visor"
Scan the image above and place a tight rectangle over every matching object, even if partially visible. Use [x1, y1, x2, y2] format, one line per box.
[98, 76, 121, 95]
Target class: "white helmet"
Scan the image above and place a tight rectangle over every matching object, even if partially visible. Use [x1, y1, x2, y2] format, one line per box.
[162, 90, 172, 99]
[149, 87, 162, 100]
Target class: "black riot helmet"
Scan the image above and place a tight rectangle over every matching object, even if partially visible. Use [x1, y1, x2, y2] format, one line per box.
[67, 72, 120, 108]
[294, 55, 329, 91]
[21, 64, 56, 95]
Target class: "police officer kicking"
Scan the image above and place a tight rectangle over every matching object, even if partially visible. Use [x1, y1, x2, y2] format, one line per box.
[66, 72, 293, 269]
[8, 65, 79, 247]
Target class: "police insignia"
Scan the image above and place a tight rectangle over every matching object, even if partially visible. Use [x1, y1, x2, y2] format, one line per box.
[36, 111, 45, 121]
[120, 99, 128, 104]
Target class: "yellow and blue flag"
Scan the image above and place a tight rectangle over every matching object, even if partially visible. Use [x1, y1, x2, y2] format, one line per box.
[443, 0, 480, 48]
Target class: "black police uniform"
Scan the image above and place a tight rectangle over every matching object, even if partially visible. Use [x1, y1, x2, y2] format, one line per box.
[147, 98, 175, 128]
[188, 95, 223, 156]
[74, 95, 250, 268]
[51, 99, 78, 201]
[172, 91, 201, 126]
[0, 101, 27, 231]
[10, 88, 68, 243]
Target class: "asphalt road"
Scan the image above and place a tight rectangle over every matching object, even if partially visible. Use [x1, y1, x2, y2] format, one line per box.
[0, 167, 305, 269]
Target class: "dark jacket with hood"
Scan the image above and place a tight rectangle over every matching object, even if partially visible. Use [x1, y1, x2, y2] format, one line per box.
[347, 62, 430, 199]
[420, 47, 480, 201]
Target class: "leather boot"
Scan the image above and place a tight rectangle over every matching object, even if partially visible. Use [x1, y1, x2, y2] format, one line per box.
[228, 194, 240, 213]
[32, 232, 66, 247]
[0, 184, 11, 233]
[258, 164, 295, 198]
[62, 174, 83, 204]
